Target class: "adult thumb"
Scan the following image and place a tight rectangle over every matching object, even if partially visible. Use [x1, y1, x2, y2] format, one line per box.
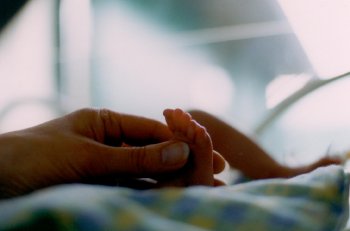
[101, 141, 190, 175]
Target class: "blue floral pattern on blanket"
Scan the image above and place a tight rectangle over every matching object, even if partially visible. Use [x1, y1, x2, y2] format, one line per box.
[0, 165, 348, 231]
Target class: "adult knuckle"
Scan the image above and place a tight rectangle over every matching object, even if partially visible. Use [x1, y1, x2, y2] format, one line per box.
[97, 108, 111, 119]
[98, 108, 121, 129]
[129, 147, 149, 174]
[69, 108, 97, 123]
[76, 108, 96, 116]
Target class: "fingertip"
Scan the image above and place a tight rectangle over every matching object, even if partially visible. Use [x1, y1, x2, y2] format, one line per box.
[174, 108, 185, 117]
[163, 109, 173, 117]
[161, 141, 190, 166]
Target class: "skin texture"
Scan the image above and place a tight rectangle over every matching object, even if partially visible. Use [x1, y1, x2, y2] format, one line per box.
[0, 106, 337, 198]
[188, 109, 341, 179]
[0, 108, 184, 198]
[0, 108, 225, 198]
[161, 108, 225, 187]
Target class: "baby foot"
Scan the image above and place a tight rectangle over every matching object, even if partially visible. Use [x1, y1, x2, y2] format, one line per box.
[300, 156, 342, 174]
[283, 156, 342, 178]
[162, 108, 214, 186]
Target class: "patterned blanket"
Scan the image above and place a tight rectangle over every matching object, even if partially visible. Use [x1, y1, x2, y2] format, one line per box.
[0, 165, 348, 231]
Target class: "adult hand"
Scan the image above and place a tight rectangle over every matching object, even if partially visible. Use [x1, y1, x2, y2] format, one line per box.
[0, 108, 191, 198]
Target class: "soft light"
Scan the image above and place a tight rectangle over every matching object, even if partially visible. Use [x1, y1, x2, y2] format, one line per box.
[278, 0, 350, 78]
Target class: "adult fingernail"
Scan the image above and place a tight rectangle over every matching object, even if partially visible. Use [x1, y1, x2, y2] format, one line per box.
[162, 142, 190, 165]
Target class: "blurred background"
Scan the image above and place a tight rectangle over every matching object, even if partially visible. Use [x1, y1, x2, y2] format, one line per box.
[1, 0, 350, 166]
